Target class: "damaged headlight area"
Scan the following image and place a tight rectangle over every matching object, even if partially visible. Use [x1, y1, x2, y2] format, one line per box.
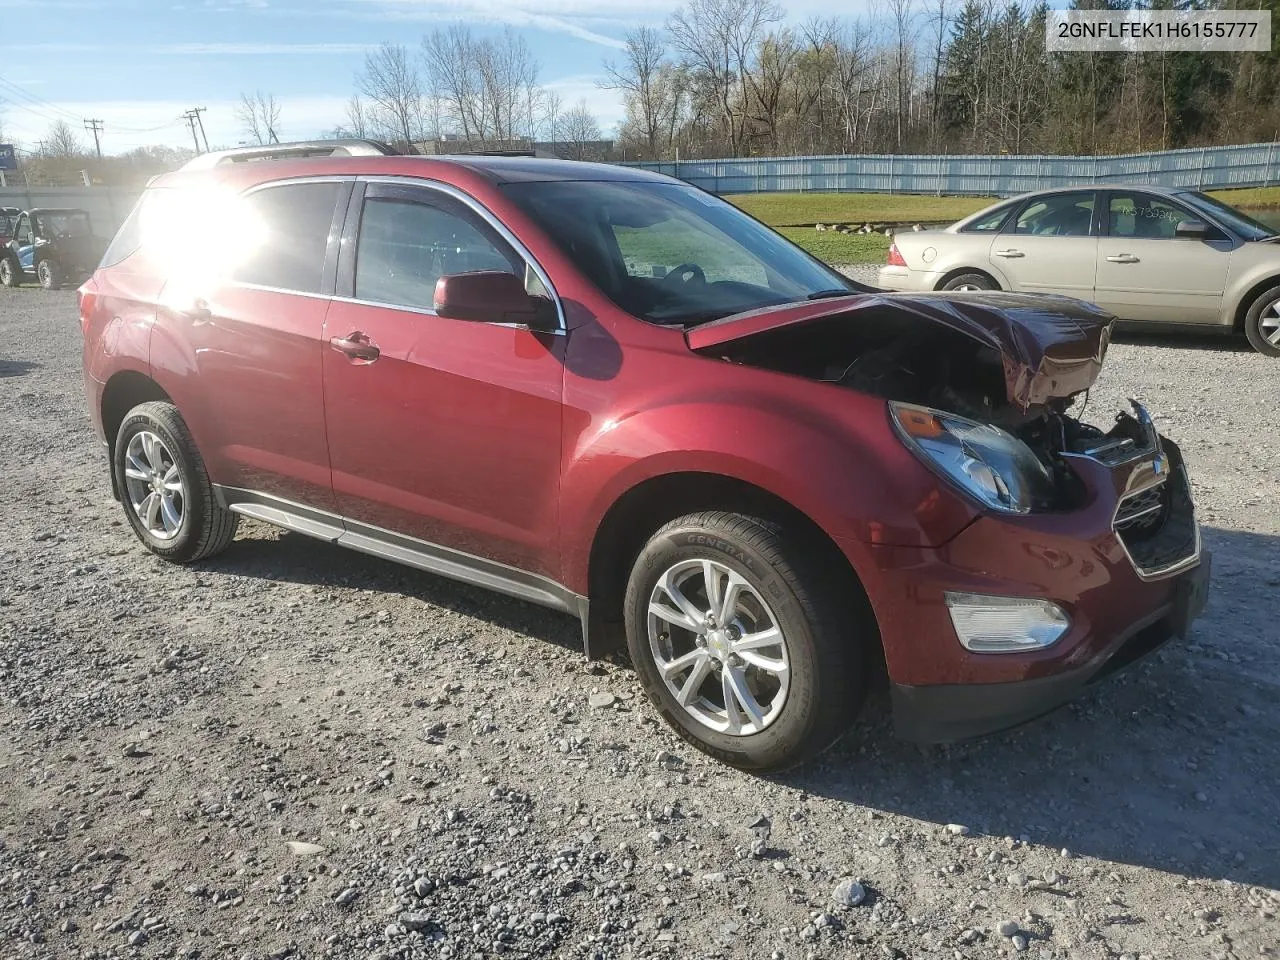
[890, 402, 1057, 515]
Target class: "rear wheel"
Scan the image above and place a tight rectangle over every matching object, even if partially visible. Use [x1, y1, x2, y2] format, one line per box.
[1243, 284, 1280, 357]
[114, 401, 238, 563]
[624, 511, 870, 771]
[36, 258, 60, 290]
[0, 257, 19, 287]
[940, 272, 996, 292]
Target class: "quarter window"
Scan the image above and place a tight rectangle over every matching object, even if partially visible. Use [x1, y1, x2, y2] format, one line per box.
[1108, 193, 1202, 240]
[962, 204, 1013, 233]
[1013, 192, 1095, 237]
[231, 182, 342, 294]
[354, 196, 520, 311]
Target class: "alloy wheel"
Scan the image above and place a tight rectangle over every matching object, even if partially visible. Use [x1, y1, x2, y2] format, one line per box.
[646, 558, 791, 736]
[123, 431, 186, 541]
[953, 283, 982, 292]
[1261, 300, 1280, 348]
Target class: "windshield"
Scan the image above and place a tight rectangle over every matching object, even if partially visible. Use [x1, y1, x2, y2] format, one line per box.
[1176, 191, 1276, 241]
[35, 211, 92, 238]
[501, 180, 866, 325]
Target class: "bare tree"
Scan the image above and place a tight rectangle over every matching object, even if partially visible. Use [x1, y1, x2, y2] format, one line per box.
[555, 100, 602, 160]
[343, 96, 370, 139]
[45, 120, 83, 158]
[603, 27, 677, 160]
[236, 91, 282, 145]
[423, 26, 546, 143]
[358, 43, 422, 148]
[423, 26, 481, 140]
[668, 0, 782, 157]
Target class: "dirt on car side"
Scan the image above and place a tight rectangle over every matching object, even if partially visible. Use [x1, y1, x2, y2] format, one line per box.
[1, 287, 1278, 959]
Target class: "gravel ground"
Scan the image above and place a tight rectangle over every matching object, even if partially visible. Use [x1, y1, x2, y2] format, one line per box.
[1, 285, 1277, 960]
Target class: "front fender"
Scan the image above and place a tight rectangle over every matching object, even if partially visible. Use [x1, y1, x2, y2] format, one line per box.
[559, 388, 978, 595]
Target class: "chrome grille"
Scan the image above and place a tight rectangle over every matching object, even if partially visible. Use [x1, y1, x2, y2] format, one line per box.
[1113, 462, 1198, 579]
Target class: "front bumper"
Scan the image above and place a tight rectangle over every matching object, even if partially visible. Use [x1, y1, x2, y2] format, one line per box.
[891, 551, 1209, 741]
[844, 435, 1209, 742]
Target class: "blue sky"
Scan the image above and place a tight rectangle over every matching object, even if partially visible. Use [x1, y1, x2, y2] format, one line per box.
[0, 0, 880, 154]
[0, 0, 740, 153]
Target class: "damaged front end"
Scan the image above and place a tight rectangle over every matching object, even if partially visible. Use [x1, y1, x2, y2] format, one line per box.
[687, 291, 1194, 538]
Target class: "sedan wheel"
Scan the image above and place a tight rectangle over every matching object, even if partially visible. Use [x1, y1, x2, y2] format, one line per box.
[1243, 285, 1280, 357]
[941, 272, 996, 292]
[647, 558, 790, 736]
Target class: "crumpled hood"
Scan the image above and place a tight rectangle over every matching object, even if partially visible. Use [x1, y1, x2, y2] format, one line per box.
[685, 291, 1115, 410]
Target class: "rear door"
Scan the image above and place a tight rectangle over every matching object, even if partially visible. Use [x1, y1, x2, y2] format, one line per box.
[321, 179, 565, 578]
[988, 191, 1098, 300]
[154, 178, 349, 511]
[1094, 190, 1233, 323]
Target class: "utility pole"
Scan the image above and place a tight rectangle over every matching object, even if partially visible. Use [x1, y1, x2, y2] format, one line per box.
[182, 110, 202, 153]
[83, 118, 104, 159]
[189, 107, 210, 152]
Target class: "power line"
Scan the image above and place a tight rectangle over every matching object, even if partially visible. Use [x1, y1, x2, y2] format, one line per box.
[83, 118, 104, 158]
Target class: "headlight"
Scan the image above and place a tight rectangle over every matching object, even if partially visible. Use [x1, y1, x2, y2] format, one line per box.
[890, 402, 1055, 514]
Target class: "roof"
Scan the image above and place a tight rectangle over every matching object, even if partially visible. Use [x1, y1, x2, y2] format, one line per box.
[433, 155, 669, 184]
[1004, 183, 1196, 202]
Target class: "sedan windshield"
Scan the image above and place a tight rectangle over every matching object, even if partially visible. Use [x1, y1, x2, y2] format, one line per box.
[1176, 191, 1276, 241]
[501, 180, 867, 325]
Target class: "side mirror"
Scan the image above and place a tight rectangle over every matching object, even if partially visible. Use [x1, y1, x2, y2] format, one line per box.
[1175, 219, 1210, 240]
[433, 270, 551, 328]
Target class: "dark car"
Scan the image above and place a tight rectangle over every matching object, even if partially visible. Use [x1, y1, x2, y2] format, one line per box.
[0, 206, 19, 245]
[78, 140, 1209, 771]
[1, 207, 105, 289]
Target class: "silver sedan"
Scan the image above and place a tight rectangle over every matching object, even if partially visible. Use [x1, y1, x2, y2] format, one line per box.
[877, 185, 1280, 356]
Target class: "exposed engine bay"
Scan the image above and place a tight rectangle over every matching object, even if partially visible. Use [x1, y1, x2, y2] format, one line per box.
[703, 303, 1156, 510]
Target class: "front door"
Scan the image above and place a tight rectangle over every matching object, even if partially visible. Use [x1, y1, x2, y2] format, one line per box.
[989, 190, 1098, 300]
[1094, 190, 1233, 324]
[322, 181, 565, 579]
[14, 213, 35, 274]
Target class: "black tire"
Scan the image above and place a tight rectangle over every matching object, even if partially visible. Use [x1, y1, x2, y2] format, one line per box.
[1242, 284, 1280, 357]
[37, 258, 60, 290]
[114, 400, 238, 563]
[940, 271, 996, 292]
[0, 256, 20, 287]
[624, 511, 871, 771]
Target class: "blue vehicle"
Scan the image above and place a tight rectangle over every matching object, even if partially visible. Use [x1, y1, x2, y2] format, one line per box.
[0, 208, 105, 289]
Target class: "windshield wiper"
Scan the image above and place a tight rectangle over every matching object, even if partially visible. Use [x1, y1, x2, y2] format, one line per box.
[806, 288, 859, 300]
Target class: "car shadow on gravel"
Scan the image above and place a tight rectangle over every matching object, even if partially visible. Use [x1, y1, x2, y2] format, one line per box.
[200, 522, 1278, 888]
[0, 358, 39, 378]
[1110, 328, 1255, 353]
[201, 527, 584, 654]
[788, 525, 1280, 890]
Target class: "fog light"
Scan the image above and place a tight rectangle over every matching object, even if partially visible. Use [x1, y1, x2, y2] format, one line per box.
[944, 592, 1070, 653]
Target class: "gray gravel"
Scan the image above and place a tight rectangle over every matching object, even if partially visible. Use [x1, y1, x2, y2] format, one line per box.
[1, 286, 1278, 959]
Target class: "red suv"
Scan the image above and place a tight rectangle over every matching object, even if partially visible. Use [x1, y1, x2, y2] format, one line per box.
[80, 141, 1209, 770]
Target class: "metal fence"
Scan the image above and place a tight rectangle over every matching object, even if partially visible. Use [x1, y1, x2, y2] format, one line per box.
[622, 141, 1280, 196]
[6, 141, 1280, 240]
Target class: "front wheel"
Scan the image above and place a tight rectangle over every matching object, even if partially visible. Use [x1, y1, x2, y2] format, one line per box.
[36, 258, 60, 290]
[624, 511, 870, 771]
[1243, 284, 1280, 357]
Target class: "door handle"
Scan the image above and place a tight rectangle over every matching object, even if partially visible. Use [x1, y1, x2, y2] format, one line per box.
[994, 249, 1024, 258]
[1106, 254, 1140, 264]
[329, 331, 380, 363]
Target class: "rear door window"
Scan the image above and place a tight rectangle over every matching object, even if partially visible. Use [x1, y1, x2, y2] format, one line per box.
[231, 181, 343, 294]
[1012, 192, 1095, 237]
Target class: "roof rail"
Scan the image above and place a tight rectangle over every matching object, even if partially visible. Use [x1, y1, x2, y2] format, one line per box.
[179, 138, 401, 172]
